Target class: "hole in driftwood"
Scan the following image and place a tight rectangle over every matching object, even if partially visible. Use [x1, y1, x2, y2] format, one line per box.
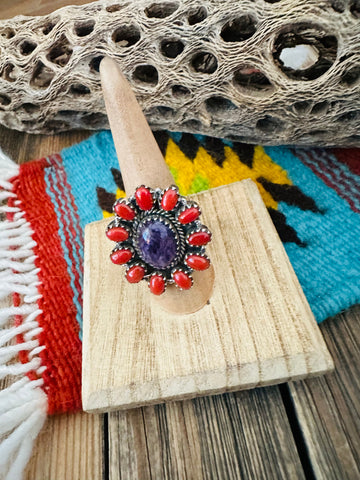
[263, 0, 282, 3]
[149, 106, 175, 118]
[55, 110, 107, 127]
[157, 106, 174, 116]
[89, 56, 105, 73]
[0, 94, 11, 106]
[182, 119, 201, 129]
[21, 120, 37, 127]
[43, 21, 57, 35]
[0, 63, 17, 82]
[106, 4, 122, 12]
[74, 20, 95, 37]
[330, 0, 346, 12]
[30, 61, 55, 89]
[273, 24, 337, 80]
[70, 83, 91, 95]
[221, 15, 257, 42]
[205, 96, 237, 114]
[83, 112, 108, 127]
[234, 65, 272, 91]
[256, 116, 284, 134]
[293, 100, 312, 114]
[44, 119, 70, 131]
[341, 65, 360, 86]
[344, 134, 360, 144]
[350, 0, 360, 17]
[191, 52, 218, 74]
[188, 7, 207, 25]
[171, 84, 190, 97]
[300, 130, 329, 139]
[160, 39, 184, 58]
[0, 28, 15, 39]
[20, 40, 37, 55]
[144, 2, 179, 18]
[310, 100, 329, 115]
[58, 110, 80, 117]
[112, 25, 141, 46]
[22, 103, 40, 114]
[133, 65, 159, 85]
[337, 110, 359, 122]
[47, 35, 73, 66]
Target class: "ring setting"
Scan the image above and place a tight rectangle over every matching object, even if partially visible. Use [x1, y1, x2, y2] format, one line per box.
[106, 185, 211, 295]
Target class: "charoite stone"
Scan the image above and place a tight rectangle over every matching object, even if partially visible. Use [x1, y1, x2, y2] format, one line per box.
[137, 219, 178, 269]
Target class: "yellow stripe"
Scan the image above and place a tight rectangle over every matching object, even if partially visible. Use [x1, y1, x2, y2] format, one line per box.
[102, 139, 293, 217]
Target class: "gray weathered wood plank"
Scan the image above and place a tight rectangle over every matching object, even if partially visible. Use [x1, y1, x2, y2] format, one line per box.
[108, 387, 305, 480]
[287, 305, 360, 479]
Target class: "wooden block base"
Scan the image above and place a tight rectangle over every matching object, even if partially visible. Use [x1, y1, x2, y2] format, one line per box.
[82, 180, 333, 413]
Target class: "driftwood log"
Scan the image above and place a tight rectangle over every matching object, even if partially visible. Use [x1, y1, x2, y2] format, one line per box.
[0, 0, 359, 145]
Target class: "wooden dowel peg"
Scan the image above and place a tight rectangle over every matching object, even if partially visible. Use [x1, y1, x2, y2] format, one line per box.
[99, 57, 214, 314]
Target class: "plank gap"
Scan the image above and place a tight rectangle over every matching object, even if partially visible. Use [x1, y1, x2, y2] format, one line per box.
[103, 413, 110, 480]
[279, 384, 316, 480]
[141, 408, 153, 480]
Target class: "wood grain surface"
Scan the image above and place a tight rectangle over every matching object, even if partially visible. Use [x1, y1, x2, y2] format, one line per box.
[82, 180, 333, 413]
[25, 412, 104, 480]
[1, 123, 359, 479]
[1, 0, 91, 19]
[108, 387, 305, 480]
[287, 305, 360, 479]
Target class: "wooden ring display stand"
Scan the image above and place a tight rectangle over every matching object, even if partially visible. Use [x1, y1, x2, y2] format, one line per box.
[82, 58, 333, 413]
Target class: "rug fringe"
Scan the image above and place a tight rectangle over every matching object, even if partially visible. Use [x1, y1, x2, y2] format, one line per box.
[0, 150, 47, 480]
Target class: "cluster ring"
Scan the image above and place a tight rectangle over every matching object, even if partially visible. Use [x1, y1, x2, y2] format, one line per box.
[106, 185, 212, 295]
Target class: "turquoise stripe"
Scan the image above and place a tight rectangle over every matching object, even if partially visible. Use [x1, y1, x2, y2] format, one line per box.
[51, 156, 85, 279]
[265, 146, 360, 322]
[44, 164, 84, 338]
[61, 131, 119, 229]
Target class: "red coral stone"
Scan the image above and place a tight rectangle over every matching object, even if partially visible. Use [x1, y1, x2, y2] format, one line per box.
[110, 249, 132, 265]
[173, 270, 192, 290]
[135, 187, 153, 210]
[114, 203, 135, 221]
[178, 207, 200, 224]
[161, 189, 178, 211]
[106, 227, 129, 242]
[185, 255, 210, 271]
[126, 265, 145, 283]
[149, 274, 165, 295]
[187, 231, 211, 246]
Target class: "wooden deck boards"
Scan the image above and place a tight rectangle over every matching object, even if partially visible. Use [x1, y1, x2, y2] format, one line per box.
[287, 306, 360, 479]
[0, 125, 358, 479]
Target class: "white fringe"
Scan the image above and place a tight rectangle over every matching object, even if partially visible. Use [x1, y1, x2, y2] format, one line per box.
[0, 149, 47, 480]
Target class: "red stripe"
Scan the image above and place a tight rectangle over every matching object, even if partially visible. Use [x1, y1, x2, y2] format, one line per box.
[13, 158, 82, 414]
[315, 149, 360, 204]
[332, 148, 360, 177]
[296, 149, 360, 213]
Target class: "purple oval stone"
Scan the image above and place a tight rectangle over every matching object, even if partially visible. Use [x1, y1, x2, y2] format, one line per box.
[137, 220, 178, 269]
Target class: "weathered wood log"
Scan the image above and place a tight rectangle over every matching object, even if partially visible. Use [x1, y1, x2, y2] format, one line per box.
[0, 0, 359, 146]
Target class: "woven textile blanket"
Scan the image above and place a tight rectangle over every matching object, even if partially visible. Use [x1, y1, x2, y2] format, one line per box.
[1, 131, 360, 476]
